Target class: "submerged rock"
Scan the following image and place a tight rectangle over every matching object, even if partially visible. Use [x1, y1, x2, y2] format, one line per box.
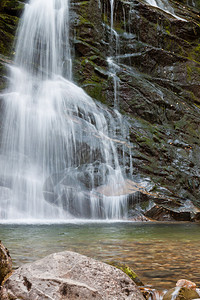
[0, 241, 12, 285]
[0, 251, 145, 300]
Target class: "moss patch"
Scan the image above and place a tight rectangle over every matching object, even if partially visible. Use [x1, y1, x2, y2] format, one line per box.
[107, 261, 144, 286]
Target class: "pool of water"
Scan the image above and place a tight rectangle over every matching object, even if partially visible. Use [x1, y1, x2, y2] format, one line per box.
[0, 221, 200, 289]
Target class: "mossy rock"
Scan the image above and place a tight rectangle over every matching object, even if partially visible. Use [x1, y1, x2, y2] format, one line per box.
[0, 0, 24, 15]
[163, 287, 200, 300]
[107, 261, 144, 286]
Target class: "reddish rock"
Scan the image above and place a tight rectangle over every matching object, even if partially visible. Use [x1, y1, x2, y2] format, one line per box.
[176, 279, 197, 289]
[0, 241, 12, 285]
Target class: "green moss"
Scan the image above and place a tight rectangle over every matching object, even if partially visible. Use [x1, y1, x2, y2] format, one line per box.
[113, 19, 126, 34]
[73, 55, 108, 104]
[186, 65, 192, 81]
[194, 103, 200, 109]
[187, 43, 200, 62]
[107, 261, 144, 286]
[0, 12, 19, 56]
[102, 13, 108, 25]
[77, 15, 93, 26]
[83, 83, 106, 103]
[74, 39, 101, 56]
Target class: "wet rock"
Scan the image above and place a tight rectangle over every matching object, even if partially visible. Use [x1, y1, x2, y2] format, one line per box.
[0, 241, 12, 285]
[1, 251, 145, 300]
[71, 0, 200, 213]
[144, 205, 191, 221]
[176, 279, 197, 289]
[0, 1, 25, 57]
[43, 169, 92, 218]
[163, 287, 200, 300]
[140, 287, 166, 300]
[43, 162, 114, 218]
[192, 212, 200, 222]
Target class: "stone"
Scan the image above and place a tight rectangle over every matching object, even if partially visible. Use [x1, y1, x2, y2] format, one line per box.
[1, 251, 145, 300]
[176, 279, 197, 289]
[163, 287, 200, 300]
[144, 205, 191, 221]
[0, 241, 12, 285]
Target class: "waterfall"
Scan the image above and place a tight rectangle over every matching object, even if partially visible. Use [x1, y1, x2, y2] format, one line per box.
[145, 0, 186, 20]
[0, 0, 130, 221]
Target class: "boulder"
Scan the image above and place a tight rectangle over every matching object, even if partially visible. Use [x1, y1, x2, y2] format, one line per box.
[0, 251, 145, 300]
[163, 287, 200, 300]
[176, 279, 197, 289]
[0, 241, 12, 285]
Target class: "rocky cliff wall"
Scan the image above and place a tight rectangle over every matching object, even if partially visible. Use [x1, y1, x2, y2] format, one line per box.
[71, 0, 200, 210]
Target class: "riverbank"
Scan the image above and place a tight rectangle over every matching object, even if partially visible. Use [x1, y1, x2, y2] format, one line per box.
[1, 241, 200, 300]
[0, 222, 200, 290]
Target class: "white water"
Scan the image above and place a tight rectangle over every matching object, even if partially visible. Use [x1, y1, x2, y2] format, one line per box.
[145, 0, 187, 21]
[0, 0, 129, 221]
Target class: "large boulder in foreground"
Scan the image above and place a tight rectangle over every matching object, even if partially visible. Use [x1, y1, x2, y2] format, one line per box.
[0, 251, 144, 300]
[0, 241, 12, 285]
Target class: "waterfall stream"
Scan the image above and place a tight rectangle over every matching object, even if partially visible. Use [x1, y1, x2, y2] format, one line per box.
[0, 0, 130, 221]
[145, 0, 186, 20]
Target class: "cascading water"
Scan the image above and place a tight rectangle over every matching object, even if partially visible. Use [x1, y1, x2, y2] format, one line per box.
[0, 0, 130, 221]
[145, 0, 186, 20]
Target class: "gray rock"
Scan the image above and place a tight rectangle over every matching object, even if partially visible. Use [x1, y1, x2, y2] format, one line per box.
[1, 251, 145, 300]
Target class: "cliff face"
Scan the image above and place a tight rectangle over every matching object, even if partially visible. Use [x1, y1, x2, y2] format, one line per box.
[71, 0, 200, 212]
[1, 0, 200, 218]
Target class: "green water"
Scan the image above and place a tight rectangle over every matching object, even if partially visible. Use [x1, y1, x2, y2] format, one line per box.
[0, 222, 200, 289]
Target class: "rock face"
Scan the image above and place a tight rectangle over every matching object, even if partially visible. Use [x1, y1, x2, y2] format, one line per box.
[0, 251, 145, 300]
[0, 241, 12, 285]
[71, 0, 200, 214]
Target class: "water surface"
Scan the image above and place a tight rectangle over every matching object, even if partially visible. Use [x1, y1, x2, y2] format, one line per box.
[1, 222, 200, 289]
